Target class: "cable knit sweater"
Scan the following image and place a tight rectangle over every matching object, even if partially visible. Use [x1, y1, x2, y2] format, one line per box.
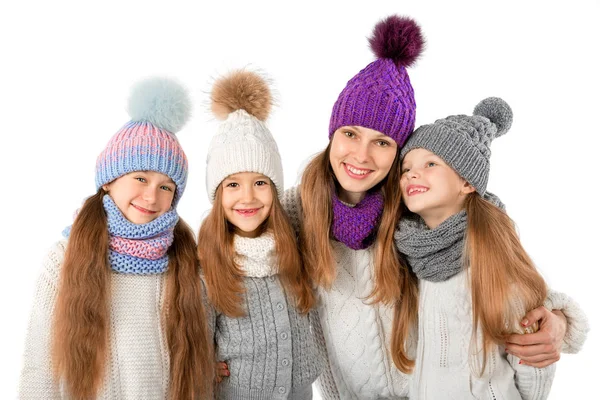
[19, 240, 172, 399]
[411, 269, 557, 400]
[282, 186, 589, 400]
[205, 234, 323, 400]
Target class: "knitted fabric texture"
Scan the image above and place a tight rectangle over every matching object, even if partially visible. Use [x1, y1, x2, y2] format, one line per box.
[281, 186, 411, 399]
[331, 190, 384, 250]
[400, 97, 513, 195]
[396, 192, 504, 282]
[206, 233, 322, 399]
[95, 78, 191, 205]
[329, 16, 424, 146]
[206, 109, 284, 202]
[19, 240, 172, 399]
[234, 233, 278, 278]
[63, 195, 178, 274]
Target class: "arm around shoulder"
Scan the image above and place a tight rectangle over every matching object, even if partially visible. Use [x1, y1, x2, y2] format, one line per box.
[543, 288, 589, 354]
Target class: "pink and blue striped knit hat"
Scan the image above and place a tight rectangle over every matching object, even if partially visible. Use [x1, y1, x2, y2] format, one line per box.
[329, 15, 425, 147]
[95, 78, 191, 205]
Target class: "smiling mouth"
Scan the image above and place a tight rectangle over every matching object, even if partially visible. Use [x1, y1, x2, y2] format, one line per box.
[406, 186, 429, 196]
[234, 208, 261, 217]
[343, 163, 373, 179]
[131, 204, 157, 214]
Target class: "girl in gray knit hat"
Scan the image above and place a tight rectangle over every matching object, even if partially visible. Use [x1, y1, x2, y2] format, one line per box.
[197, 69, 322, 399]
[395, 98, 589, 399]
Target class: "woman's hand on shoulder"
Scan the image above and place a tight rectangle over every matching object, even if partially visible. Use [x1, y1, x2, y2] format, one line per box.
[504, 306, 566, 368]
[216, 361, 229, 383]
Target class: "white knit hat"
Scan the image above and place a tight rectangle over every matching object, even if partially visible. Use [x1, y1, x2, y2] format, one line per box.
[206, 70, 284, 202]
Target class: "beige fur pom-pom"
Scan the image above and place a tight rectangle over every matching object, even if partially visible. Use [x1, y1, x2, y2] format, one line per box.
[211, 70, 272, 121]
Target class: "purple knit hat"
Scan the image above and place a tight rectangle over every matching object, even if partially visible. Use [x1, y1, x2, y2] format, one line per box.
[329, 15, 425, 147]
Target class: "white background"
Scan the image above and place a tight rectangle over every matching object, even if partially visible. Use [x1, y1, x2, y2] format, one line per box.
[1, 1, 597, 398]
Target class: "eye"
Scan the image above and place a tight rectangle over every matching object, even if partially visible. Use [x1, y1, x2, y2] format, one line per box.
[255, 180, 269, 186]
[401, 167, 410, 174]
[135, 177, 147, 183]
[225, 182, 239, 188]
[344, 131, 356, 138]
[160, 185, 174, 192]
[375, 140, 390, 147]
[426, 162, 437, 167]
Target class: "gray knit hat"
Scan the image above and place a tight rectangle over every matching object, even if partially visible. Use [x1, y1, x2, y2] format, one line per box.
[206, 70, 283, 203]
[400, 97, 513, 195]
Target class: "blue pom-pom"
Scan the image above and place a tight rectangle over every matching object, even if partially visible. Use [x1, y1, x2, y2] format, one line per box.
[127, 77, 191, 133]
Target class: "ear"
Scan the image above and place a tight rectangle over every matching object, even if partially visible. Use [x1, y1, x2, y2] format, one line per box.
[461, 180, 476, 195]
[102, 184, 110, 192]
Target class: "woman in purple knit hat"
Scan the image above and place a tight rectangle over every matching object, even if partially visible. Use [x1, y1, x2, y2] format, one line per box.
[279, 15, 588, 399]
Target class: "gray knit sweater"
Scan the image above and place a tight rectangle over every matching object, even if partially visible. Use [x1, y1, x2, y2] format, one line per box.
[205, 234, 323, 400]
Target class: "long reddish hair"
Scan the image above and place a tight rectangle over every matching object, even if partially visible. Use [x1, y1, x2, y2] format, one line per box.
[52, 189, 214, 399]
[465, 193, 547, 372]
[299, 143, 418, 373]
[198, 182, 314, 318]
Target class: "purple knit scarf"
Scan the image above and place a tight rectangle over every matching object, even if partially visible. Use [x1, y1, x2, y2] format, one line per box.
[331, 190, 384, 250]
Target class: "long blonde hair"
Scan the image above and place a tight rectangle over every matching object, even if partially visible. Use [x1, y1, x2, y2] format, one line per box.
[299, 143, 418, 373]
[465, 193, 547, 371]
[198, 182, 314, 318]
[52, 189, 214, 399]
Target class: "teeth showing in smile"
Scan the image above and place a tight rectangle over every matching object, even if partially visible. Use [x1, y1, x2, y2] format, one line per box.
[408, 187, 428, 195]
[346, 164, 370, 175]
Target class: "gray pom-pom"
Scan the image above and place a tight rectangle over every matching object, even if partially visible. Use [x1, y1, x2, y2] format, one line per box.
[473, 97, 513, 137]
[127, 77, 191, 133]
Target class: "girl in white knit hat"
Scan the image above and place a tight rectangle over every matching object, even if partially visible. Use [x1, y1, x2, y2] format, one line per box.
[19, 78, 214, 399]
[198, 70, 322, 400]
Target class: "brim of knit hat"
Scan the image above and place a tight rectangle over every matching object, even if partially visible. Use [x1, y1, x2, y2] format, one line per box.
[206, 141, 284, 203]
[400, 124, 490, 194]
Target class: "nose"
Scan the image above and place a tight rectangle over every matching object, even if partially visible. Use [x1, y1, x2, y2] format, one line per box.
[241, 185, 255, 203]
[354, 141, 371, 164]
[142, 186, 158, 204]
[405, 167, 420, 180]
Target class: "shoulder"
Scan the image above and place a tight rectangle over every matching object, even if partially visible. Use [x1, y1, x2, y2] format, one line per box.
[40, 239, 68, 282]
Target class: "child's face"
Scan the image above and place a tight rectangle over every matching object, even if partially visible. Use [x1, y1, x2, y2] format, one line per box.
[329, 126, 397, 204]
[400, 148, 474, 228]
[102, 171, 176, 224]
[221, 172, 273, 238]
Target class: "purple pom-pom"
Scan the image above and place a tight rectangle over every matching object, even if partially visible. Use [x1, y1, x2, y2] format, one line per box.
[368, 15, 425, 68]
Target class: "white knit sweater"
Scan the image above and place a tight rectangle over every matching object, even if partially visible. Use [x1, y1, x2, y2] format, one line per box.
[19, 240, 171, 399]
[411, 269, 556, 400]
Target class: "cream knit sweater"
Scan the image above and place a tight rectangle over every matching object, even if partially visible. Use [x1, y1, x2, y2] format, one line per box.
[19, 240, 172, 399]
[411, 269, 557, 400]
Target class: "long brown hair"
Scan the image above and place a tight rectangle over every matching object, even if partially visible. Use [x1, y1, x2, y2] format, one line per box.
[465, 193, 547, 372]
[52, 189, 214, 399]
[198, 182, 314, 318]
[299, 143, 418, 373]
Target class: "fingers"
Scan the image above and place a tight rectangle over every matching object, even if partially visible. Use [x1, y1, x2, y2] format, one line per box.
[215, 362, 229, 383]
[505, 329, 552, 346]
[520, 355, 560, 369]
[520, 306, 549, 328]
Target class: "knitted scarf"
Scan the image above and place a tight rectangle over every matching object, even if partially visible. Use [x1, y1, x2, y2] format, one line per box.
[331, 189, 384, 250]
[395, 192, 504, 282]
[63, 195, 178, 274]
[234, 233, 278, 278]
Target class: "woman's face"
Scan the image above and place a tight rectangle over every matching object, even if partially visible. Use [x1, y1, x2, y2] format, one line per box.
[329, 126, 397, 203]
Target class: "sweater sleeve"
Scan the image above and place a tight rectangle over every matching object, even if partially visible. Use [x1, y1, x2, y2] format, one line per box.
[18, 241, 66, 399]
[281, 186, 302, 237]
[543, 288, 589, 354]
[311, 308, 341, 400]
[507, 353, 556, 400]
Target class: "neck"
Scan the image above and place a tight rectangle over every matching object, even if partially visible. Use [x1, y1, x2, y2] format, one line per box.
[420, 206, 464, 229]
[337, 187, 366, 205]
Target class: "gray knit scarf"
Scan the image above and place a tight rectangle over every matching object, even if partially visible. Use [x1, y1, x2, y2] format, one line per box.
[395, 192, 504, 282]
